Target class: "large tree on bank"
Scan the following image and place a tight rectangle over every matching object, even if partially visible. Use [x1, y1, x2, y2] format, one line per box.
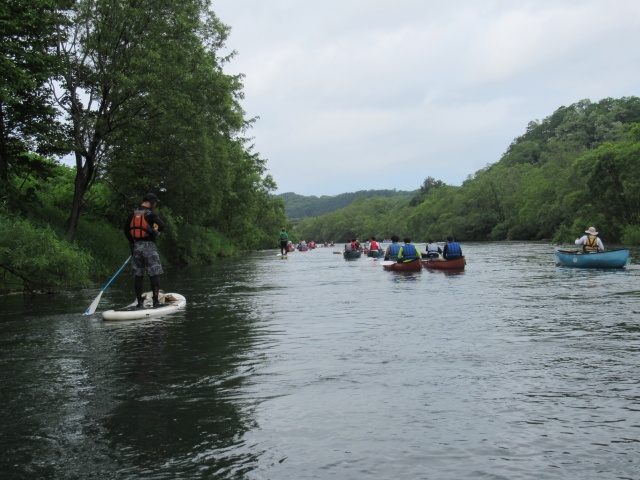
[54, 0, 240, 240]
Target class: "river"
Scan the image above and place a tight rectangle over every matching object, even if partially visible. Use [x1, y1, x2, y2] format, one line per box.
[1, 242, 639, 479]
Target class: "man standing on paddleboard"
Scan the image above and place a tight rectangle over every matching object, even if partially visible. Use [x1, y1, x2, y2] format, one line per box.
[279, 228, 289, 255]
[124, 193, 166, 308]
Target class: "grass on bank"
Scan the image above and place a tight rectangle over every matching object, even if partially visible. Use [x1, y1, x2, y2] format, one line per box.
[0, 205, 238, 294]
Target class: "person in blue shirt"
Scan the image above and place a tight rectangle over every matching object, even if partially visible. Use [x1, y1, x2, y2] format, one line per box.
[442, 236, 462, 260]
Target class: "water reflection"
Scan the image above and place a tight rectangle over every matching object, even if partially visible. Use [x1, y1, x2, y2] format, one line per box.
[388, 271, 421, 283]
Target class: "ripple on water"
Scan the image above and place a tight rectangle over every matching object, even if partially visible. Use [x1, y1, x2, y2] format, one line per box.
[1, 243, 640, 479]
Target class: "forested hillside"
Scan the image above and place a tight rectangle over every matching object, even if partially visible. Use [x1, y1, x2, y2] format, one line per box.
[297, 97, 640, 245]
[278, 189, 416, 219]
[0, 0, 290, 293]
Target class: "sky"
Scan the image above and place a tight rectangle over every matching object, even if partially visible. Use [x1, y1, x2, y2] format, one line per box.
[212, 0, 640, 197]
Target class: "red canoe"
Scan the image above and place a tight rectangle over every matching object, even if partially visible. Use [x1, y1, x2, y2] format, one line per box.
[422, 256, 466, 270]
[382, 259, 422, 272]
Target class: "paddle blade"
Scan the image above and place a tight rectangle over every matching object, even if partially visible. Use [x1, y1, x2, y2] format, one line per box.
[83, 291, 103, 316]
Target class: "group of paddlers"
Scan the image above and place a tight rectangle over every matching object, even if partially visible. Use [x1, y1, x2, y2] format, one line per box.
[380, 236, 463, 263]
[341, 235, 463, 264]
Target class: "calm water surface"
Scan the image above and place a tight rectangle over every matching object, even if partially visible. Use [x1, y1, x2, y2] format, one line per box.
[1, 242, 640, 479]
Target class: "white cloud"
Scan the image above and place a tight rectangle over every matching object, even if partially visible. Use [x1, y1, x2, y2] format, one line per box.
[214, 0, 640, 195]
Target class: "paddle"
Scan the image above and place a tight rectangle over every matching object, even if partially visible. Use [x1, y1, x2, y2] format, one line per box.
[83, 256, 132, 316]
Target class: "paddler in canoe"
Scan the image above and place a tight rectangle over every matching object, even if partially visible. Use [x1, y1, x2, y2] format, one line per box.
[124, 193, 166, 308]
[384, 235, 401, 261]
[575, 226, 605, 253]
[427, 235, 463, 262]
[397, 237, 422, 264]
[424, 239, 442, 258]
[366, 236, 385, 257]
[442, 236, 462, 260]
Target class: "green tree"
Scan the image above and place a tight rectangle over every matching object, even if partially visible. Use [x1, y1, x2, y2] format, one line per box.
[55, 0, 237, 240]
[409, 176, 445, 206]
[0, 0, 68, 204]
[581, 125, 640, 238]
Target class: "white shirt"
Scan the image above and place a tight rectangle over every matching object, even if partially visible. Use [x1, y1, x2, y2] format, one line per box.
[575, 235, 605, 251]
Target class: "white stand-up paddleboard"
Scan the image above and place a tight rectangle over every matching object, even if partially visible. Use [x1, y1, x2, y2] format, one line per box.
[102, 292, 186, 320]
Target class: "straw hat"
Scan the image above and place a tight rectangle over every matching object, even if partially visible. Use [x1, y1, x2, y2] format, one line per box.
[585, 227, 598, 235]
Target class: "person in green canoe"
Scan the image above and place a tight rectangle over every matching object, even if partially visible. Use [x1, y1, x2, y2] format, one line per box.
[278, 228, 289, 255]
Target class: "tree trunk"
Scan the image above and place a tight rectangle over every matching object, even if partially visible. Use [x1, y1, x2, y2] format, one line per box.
[65, 149, 94, 240]
[0, 103, 8, 189]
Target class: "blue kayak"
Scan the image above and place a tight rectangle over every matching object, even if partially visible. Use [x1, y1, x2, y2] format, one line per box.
[555, 249, 630, 268]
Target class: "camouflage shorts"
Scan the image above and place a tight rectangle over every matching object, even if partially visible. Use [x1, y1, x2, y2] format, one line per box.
[131, 241, 164, 277]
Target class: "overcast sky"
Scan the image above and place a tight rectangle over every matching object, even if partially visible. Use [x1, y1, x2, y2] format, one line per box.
[212, 0, 640, 197]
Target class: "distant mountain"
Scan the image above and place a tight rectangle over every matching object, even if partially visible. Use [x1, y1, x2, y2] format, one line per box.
[277, 189, 418, 219]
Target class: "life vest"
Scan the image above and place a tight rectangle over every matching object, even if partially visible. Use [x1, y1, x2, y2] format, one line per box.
[446, 242, 462, 258]
[584, 235, 599, 252]
[400, 244, 418, 261]
[279, 232, 288, 241]
[388, 243, 401, 259]
[129, 209, 154, 239]
[370, 240, 379, 250]
[426, 243, 439, 257]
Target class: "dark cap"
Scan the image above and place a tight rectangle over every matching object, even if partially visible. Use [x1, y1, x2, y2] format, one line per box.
[143, 193, 159, 204]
